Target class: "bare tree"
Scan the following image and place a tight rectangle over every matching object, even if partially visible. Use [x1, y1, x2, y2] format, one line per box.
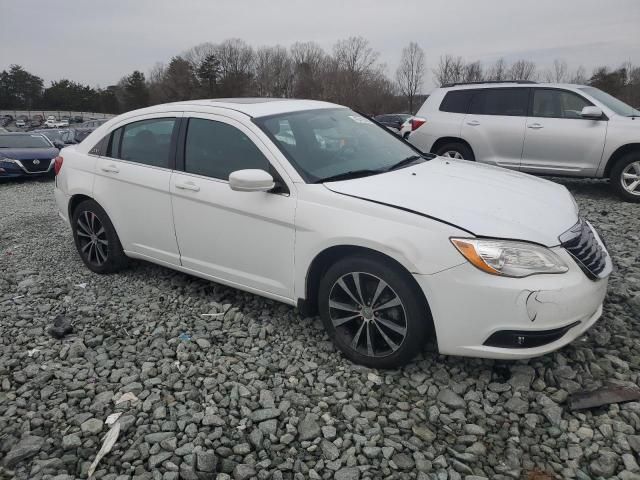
[254, 46, 293, 97]
[217, 38, 255, 96]
[332, 37, 381, 106]
[433, 55, 465, 86]
[463, 61, 484, 82]
[544, 59, 568, 83]
[486, 58, 507, 81]
[290, 41, 326, 99]
[569, 65, 588, 84]
[395, 42, 425, 113]
[508, 60, 537, 81]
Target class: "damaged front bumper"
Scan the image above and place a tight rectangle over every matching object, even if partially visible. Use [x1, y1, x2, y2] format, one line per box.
[415, 246, 610, 359]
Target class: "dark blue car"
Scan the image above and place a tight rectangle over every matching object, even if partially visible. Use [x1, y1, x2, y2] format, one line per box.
[0, 133, 59, 179]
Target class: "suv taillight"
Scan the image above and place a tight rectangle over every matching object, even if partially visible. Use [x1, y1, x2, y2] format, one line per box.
[411, 118, 426, 131]
[54, 156, 63, 175]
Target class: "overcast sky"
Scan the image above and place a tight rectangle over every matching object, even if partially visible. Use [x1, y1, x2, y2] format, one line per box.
[1, 0, 639, 92]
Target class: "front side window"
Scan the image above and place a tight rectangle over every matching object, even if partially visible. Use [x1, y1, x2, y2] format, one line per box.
[469, 88, 529, 116]
[184, 118, 270, 180]
[532, 89, 593, 119]
[111, 118, 176, 168]
[255, 108, 424, 183]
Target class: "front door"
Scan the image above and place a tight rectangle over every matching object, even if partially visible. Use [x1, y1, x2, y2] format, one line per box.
[520, 88, 608, 176]
[170, 113, 296, 300]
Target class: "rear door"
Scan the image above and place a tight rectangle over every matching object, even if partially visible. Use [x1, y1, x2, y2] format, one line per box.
[92, 114, 182, 266]
[461, 88, 529, 169]
[170, 112, 296, 300]
[520, 88, 607, 176]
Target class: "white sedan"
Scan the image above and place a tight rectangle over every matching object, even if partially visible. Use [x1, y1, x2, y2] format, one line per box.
[53, 99, 611, 368]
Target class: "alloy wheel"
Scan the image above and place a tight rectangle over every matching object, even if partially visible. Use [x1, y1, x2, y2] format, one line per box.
[442, 150, 464, 160]
[621, 161, 640, 196]
[328, 272, 407, 358]
[76, 211, 108, 266]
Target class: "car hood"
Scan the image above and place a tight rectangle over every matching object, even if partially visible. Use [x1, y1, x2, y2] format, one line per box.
[0, 147, 58, 160]
[323, 157, 579, 246]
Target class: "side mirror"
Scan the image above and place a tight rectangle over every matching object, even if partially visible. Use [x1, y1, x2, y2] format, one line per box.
[580, 106, 603, 119]
[229, 169, 275, 192]
[52, 140, 64, 149]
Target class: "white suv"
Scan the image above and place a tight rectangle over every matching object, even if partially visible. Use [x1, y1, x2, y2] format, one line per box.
[54, 98, 611, 367]
[409, 81, 640, 202]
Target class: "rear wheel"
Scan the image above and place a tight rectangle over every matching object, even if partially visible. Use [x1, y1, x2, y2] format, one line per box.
[318, 255, 433, 368]
[71, 199, 128, 273]
[435, 142, 475, 161]
[610, 152, 640, 202]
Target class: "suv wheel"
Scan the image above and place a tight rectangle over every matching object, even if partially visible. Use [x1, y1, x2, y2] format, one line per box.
[318, 255, 433, 368]
[435, 142, 475, 161]
[610, 152, 640, 203]
[71, 199, 128, 273]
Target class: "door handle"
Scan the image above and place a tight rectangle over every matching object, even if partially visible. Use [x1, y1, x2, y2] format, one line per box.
[528, 123, 544, 129]
[175, 181, 200, 192]
[100, 165, 119, 173]
[466, 120, 480, 126]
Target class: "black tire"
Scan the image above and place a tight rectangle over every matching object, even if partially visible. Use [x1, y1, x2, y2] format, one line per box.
[318, 255, 434, 368]
[610, 152, 640, 203]
[71, 199, 128, 274]
[435, 142, 475, 161]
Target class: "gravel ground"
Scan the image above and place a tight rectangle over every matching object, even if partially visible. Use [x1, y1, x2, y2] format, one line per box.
[0, 177, 639, 480]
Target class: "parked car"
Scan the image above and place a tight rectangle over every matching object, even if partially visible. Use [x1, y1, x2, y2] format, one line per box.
[71, 127, 93, 143]
[54, 99, 611, 367]
[373, 114, 412, 134]
[78, 119, 108, 129]
[31, 128, 79, 147]
[0, 133, 59, 178]
[0, 116, 11, 127]
[409, 81, 640, 202]
[71, 116, 84, 124]
[29, 119, 43, 128]
[15, 119, 26, 128]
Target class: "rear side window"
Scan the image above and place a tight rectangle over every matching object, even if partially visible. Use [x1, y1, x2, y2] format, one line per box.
[110, 118, 176, 168]
[184, 118, 270, 181]
[439, 90, 474, 113]
[469, 88, 529, 116]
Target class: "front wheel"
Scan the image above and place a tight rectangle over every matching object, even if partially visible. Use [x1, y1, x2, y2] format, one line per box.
[435, 142, 475, 161]
[318, 256, 433, 368]
[610, 153, 640, 202]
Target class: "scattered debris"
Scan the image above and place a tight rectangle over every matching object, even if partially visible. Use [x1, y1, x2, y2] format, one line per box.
[568, 385, 640, 410]
[527, 469, 554, 480]
[87, 421, 120, 478]
[27, 348, 40, 358]
[105, 412, 122, 425]
[47, 316, 73, 339]
[75, 283, 87, 289]
[178, 332, 191, 341]
[367, 372, 383, 385]
[114, 392, 139, 405]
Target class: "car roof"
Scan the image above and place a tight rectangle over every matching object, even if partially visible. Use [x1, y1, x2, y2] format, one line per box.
[123, 98, 342, 119]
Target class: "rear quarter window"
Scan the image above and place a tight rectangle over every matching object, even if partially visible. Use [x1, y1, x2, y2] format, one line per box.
[439, 90, 474, 113]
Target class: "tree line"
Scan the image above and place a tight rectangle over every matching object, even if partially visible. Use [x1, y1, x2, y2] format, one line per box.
[1, 37, 639, 116]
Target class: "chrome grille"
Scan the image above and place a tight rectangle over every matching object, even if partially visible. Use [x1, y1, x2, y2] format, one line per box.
[559, 220, 608, 279]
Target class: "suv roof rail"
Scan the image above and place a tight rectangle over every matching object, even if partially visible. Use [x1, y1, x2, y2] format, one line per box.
[441, 80, 537, 87]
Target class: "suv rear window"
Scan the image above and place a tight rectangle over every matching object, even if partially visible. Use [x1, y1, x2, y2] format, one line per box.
[439, 90, 474, 113]
[469, 88, 530, 116]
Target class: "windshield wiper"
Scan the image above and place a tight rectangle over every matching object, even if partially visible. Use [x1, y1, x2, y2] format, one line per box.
[386, 154, 426, 171]
[313, 169, 383, 184]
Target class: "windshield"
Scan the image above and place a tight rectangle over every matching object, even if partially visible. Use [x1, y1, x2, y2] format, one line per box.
[0, 134, 52, 148]
[579, 87, 640, 117]
[255, 108, 424, 182]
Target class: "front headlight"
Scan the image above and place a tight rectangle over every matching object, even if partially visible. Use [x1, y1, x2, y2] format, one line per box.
[451, 238, 569, 277]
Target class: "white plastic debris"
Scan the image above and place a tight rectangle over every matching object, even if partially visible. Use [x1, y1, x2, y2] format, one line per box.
[87, 421, 120, 478]
[75, 283, 87, 289]
[367, 372, 383, 385]
[27, 348, 40, 358]
[115, 392, 139, 405]
[105, 412, 122, 425]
